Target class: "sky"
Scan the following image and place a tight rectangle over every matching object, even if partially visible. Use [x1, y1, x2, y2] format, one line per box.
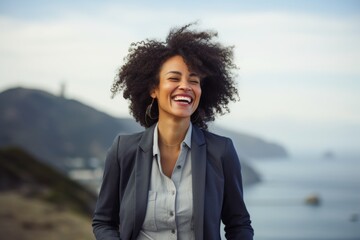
[1, 0, 360, 155]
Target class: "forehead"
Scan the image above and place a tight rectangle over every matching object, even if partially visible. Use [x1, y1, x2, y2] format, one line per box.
[160, 55, 189, 73]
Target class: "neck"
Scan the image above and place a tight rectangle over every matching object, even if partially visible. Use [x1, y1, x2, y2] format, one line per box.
[157, 118, 190, 148]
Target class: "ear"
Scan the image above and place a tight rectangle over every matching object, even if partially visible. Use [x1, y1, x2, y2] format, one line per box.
[150, 88, 157, 99]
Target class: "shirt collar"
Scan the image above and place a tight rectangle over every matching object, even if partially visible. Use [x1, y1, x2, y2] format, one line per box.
[153, 122, 192, 157]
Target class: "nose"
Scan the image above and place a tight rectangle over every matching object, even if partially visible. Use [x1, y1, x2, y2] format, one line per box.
[178, 80, 191, 91]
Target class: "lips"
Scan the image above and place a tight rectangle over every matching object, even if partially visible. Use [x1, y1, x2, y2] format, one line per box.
[173, 95, 193, 104]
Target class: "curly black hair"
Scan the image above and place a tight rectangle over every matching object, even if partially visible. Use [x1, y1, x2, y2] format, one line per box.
[111, 23, 239, 129]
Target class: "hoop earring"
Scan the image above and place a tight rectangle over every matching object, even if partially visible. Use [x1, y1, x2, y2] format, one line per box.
[146, 98, 158, 120]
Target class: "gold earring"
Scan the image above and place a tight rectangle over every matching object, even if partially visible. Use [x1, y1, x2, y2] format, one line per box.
[146, 98, 157, 120]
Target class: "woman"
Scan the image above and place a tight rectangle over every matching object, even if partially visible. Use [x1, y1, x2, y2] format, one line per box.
[92, 23, 254, 240]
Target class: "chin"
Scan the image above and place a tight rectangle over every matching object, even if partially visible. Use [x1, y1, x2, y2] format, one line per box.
[171, 113, 192, 120]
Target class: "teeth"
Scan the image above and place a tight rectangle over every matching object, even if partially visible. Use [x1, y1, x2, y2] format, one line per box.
[174, 96, 192, 103]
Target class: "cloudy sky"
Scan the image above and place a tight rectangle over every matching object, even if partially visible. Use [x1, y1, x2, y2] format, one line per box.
[1, 0, 359, 154]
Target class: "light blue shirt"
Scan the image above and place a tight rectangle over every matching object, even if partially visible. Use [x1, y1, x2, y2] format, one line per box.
[137, 123, 194, 240]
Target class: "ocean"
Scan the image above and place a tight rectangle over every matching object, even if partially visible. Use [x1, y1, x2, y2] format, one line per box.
[222, 153, 360, 240]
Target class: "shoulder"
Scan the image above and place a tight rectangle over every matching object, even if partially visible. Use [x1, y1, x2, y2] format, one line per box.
[112, 130, 144, 152]
[198, 127, 232, 146]
[193, 126, 234, 154]
[116, 130, 144, 144]
[112, 124, 155, 154]
[202, 129, 230, 142]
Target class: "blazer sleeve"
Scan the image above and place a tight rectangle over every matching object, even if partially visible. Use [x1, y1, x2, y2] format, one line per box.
[92, 135, 121, 240]
[221, 138, 254, 240]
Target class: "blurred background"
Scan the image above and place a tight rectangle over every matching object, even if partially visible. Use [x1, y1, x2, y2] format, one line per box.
[0, 0, 359, 239]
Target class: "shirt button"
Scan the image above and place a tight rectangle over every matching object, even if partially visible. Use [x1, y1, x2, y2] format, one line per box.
[176, 165, 181, 169]
[172, 190, 175, 195]
[171, 229, 176, 234]
[170, 211, 174, 216]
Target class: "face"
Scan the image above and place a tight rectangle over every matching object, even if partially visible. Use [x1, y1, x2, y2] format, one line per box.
[151, 55, 202, 122]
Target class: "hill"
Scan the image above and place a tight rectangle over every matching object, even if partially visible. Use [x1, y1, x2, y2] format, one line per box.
[211, 125, 288, 159]
[0, 87, 287, 161]
[0, 192, 95, 240]
[0, 87, 140, 170]
[0, 147, 97, 216]
[0, 147, 96, 239]
[0, 87, 291, 186]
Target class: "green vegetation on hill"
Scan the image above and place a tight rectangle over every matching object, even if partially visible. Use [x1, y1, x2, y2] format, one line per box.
[0, 147, 97, 217]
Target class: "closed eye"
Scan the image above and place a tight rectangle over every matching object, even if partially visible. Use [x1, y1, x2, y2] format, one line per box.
[189, 78, 200, 84]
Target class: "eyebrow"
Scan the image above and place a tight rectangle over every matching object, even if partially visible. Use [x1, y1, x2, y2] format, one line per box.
[165, 71, 199, 77]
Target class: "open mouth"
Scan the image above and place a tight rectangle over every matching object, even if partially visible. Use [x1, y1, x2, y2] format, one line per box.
[173, 95, 193, 104]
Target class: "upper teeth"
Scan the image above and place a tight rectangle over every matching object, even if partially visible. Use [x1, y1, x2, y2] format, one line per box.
[174, 96, 192, 103]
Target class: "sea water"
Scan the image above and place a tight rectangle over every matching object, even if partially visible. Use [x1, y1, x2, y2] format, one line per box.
[221, 153, 360, 240]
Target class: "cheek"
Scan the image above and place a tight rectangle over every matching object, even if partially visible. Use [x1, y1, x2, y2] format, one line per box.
[162, 83, 176, 95]
[195, 87, 202, 100]
[194, 88, 202, 107]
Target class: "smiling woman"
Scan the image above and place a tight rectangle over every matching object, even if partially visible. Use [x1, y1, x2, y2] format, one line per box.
[110, 23, 239, 130]
[151, 55, 202, 124]
[92, 23, 254, 240]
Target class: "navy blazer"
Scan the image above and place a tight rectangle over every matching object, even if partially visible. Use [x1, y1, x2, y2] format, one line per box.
[92, 124, 253, 240]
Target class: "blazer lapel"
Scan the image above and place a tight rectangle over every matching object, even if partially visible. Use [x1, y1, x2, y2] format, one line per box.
[191, 126, 207, 240]
[132, 125, 155, 239]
